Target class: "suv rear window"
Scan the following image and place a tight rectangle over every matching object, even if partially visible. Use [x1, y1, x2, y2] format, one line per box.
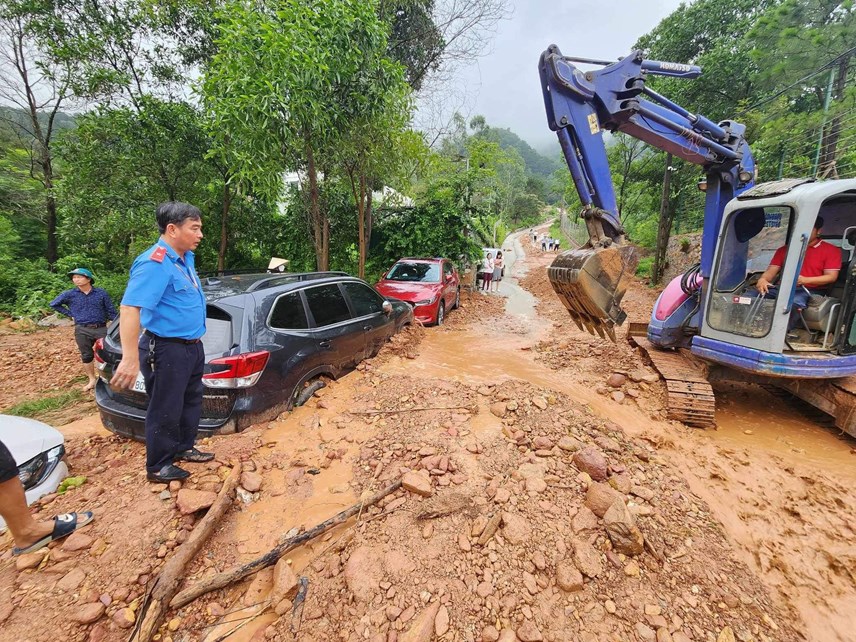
[202, 305, 233, 354]
[269, 292, 309, 330]
[305, 284, 352, 327]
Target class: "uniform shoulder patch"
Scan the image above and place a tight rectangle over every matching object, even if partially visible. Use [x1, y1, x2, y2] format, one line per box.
[149, 246, 167, 263]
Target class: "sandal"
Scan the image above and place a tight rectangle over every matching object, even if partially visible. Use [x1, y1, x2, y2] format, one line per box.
[12, 511, 94, 556]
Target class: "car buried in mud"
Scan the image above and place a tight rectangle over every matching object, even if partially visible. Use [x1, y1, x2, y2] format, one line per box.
[375, 258, 460, 325]
[93, 272, 412, 439]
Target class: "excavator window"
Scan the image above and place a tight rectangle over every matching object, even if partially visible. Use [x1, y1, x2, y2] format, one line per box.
[708, 206, 793, 338]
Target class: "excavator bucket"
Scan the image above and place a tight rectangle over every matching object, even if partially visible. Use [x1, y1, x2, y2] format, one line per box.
[547, 244, 639, 341]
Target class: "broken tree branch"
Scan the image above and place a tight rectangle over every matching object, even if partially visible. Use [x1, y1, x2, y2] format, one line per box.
[170, 479, 403, 609]
[130, 462, 242, 642]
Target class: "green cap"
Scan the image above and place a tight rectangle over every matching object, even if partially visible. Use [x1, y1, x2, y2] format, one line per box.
[67, 268, 95, 285]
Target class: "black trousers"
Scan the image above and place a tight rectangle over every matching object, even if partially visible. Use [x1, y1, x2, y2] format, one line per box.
[0, 439, 17, 483]
[139, 336, 204, 472]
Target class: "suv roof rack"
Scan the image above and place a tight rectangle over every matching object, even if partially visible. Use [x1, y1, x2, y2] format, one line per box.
[244, 271, 349, 292]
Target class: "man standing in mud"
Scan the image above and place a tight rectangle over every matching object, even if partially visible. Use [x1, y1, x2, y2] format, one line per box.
[49, 268, 117, 392]
[111, 202, 214, 483]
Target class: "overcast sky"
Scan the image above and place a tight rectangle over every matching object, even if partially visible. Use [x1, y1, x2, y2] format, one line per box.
[447, 0, 685, 152]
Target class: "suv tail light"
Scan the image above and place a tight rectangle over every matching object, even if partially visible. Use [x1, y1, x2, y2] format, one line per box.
[203, 351, 270, 388]
[93, 338, 106, 370]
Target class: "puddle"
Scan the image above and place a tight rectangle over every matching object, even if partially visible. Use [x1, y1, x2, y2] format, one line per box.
[714, 382, 856, 481]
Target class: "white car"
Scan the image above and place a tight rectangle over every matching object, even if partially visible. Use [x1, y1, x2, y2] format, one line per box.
[0, 415, 68, 528]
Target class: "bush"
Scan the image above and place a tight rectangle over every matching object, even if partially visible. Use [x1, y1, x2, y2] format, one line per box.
[636, 256, 654, 278]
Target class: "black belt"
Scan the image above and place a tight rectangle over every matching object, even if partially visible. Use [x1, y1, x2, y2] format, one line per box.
[144, 330, 201, 344]
[78, 323, 106, 328]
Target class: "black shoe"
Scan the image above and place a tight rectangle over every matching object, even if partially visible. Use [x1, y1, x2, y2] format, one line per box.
[174, 447, 215, 463]
[147, 464, 191, 482]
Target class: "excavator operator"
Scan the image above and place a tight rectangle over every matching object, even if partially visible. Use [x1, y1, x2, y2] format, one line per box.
[755, 216, 840, 330]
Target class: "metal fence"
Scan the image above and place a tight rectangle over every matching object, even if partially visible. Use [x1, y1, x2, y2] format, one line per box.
[559, 210, 589, 248]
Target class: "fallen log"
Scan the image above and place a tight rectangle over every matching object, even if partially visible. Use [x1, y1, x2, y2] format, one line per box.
[130, 462, 242, 642]
[170, 479, 402, 609]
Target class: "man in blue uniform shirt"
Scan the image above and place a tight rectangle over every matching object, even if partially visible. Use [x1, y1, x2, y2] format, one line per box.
[111, 202, 214, 482]
[50, 268, 117, 391]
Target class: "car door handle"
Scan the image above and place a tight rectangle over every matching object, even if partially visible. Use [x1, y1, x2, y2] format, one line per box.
[319, 340, 331, 348]
[363, 325, 373, 331]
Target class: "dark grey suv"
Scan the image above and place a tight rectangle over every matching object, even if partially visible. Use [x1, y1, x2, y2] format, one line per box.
[94, 272, 412, 439]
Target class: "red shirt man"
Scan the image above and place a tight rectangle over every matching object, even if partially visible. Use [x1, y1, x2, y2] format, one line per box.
[756, 217, 840, 296]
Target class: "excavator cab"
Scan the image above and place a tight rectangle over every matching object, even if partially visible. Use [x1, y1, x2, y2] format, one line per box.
[694, 179, 856, 376]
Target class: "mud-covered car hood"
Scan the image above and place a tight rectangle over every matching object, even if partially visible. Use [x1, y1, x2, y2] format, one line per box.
[0, 415, 64, 464]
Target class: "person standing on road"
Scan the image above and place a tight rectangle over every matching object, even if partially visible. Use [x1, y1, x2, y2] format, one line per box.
[481, 252, 494, 292]
[540, 235, 547, 252]
[492, 251, 504, 293]
[111, 202, 214, 483]
[49, 268, 117, 392]
[554, 237, 561, 253]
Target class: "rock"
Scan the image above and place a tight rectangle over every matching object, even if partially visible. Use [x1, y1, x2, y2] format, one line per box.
[459, 533, 472, 551]
[73, 603, 105, 624]
[610, 391, 625, 403]
[557, 436, 583, 452]
[62, 532, 94, 552]
[0, 597, 10, 625]
[572, 506, 599, 533]
[434, 605, 450, 636]
[271, 558, 299, 603]
[644, 605, 662, 616]
[501, 512, 530, 545]
[635, 623, 655, 641]
[481, 625, 500, 642]
[240, 471, 263, 492]
[402, 471, 433, 497]
[275, 599, 293, 617]
[532, 436, 553, 449]
[112, 608, 136, 629]
[490, 402, 508, 418]
[555, 560, 584, 592]
[494, 488, 511, 503]
[604, 600, 617, 614]
[584, 482, 622, 518]
[624, 561, 641, 577]
[175, 489, 217, 514]
[476, 581, 493, 598]
[573, 447, 608, 481]
[516, 621, 543, 642]
[532, 397, 548, 410]
[243, 567, 274, 605]
[607, 373, 626, 388]
[344, 546, 384, 602]
[168, 617, 181, 632]
[517, 463, 547, 479]
[608, 474, 632, 494]
[497, 629, 519, 642]
[522, 571, 538, 595]
[603, 499, 644, 555]
[573, 539, 603, 578]
[400, 601, 441, 642]
[532, 551, 547, 571]
[87, 623, 108, 642]
[57, 568, 86, 592]
[15, 550, 47, 571]
[168, 480, 182, 493]
[477, 513, 502, 545]
[717, 627, 736, 642]
[524, 477, 547, 493]
[657, 628, 674, 642]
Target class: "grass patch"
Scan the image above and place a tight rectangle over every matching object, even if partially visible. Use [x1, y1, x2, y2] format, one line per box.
[4, 389, 85, 419]
[636, 256, 654, 278]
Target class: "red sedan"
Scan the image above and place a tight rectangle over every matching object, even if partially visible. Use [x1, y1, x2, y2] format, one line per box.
[375, 258, 460, 325]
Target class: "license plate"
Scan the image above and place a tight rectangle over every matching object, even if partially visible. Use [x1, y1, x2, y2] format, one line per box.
[132, 372, 147, 393]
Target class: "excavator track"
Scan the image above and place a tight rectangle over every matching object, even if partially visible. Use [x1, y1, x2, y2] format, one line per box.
[628, 330, 716, 428]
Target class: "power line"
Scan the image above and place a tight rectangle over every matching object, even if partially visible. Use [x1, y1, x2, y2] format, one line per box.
[742, 46, 856, 112]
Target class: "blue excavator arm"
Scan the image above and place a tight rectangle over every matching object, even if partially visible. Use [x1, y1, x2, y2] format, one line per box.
[538, 46, 756, 338]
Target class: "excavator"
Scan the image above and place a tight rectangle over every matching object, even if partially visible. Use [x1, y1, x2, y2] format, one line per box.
[539, 46, 856, 433]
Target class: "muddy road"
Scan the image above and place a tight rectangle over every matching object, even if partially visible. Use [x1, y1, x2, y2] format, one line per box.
[0, 230, 853, 642]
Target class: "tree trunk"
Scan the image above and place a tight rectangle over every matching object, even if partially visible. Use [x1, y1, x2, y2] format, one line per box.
[651, 154, 673, 285]
[818, 57, 849, 179]
[305, 141, 328, 271]
[43, 154, 57, 266]
[217, 181, 231, 274]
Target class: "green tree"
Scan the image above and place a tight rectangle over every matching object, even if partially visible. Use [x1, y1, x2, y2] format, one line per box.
[204, 0, 402, 271]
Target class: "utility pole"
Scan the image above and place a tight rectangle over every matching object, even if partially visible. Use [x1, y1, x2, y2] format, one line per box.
[652, 153, 674, 285]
